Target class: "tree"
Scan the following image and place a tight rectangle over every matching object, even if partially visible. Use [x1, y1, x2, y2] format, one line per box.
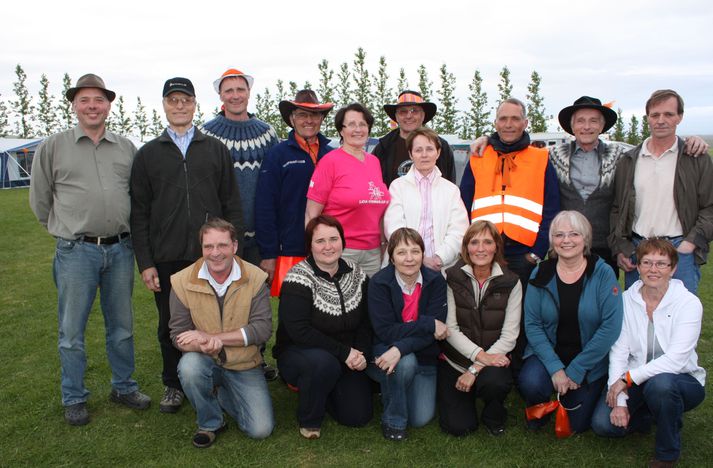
[150, 109, 164, 137]
[336, 62, 352, 107]
[435, 64, 458, 135]
[272, 80, 289, 138]
[626, 115, 640, 145]
[352, 47, 373, 113]
[255, 87, 283, 138]
[111, 95, 132, 136]
[317, 59, 336, 105]
[193, 102, 205, 127]
[288, 81, 299, 100]
[0, 95, 9, 137]
[526, 71, 547, 133]
[497, 66, 513, 104]
[611, 108, 625, 141]
[640, 114, 650, 140]
[11, 64, 35, 138]
[417, 64, 432, 101]
[133, 97, 149, 141]
[372, 56, 392, 137]
[397, 68, 408, 93]
[58, 73, 74, 129]
[37, 74, 58, 136]
[461, 69, 491, 139]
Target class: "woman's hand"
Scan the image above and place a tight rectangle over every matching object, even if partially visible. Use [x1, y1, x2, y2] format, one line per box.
[433, 319, 449, 340]
[423, 255, 443, 271]
[375, 346, 401, 374]
[345, 348, 366, 371]
[456, 371, 476, 392]
[610, 406, 630, 428]
[551, 369, 578, 395]
[476, 351, 510, 367]
[606, 379, 627, 408]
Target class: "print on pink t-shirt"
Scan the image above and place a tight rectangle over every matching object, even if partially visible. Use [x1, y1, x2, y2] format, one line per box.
[308, 147, 390, 250]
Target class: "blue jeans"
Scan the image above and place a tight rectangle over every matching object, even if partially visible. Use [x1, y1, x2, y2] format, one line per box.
[624, 235, 700, 294]
[53, 237, 138, 406]
[591, 373, 705, 462]
[518, 356, 605, 433]
[178, 352, 274, 439]
[367, 351, 437, 430]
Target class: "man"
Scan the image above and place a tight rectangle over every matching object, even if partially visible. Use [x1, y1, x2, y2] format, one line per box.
[255, 90, 334, 295]
[201, 68, 280, 266]
[373, 90, 456, 185]
[460, 98, 560, 286]
[30, 73, 150, 425]
[610, 89, 713, 294]
[201, 68, 280, 381]
[169, 218, 274, 447]
[130, 77, 243, 413]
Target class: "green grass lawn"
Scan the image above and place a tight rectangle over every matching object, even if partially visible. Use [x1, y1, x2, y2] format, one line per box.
[1, 188, 711, 467]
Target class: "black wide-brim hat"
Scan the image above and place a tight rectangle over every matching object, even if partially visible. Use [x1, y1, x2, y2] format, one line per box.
[383, 90, 437, 124]
[279, 90, 334, 128]
[558, 96, 618, 135]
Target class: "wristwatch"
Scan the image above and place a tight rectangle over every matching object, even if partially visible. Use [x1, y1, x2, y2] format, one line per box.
[467, 365, 480, 377]
[528, 253, 541, 263]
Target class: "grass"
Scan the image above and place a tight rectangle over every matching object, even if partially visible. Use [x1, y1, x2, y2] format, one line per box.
[1, 187, 711, 467]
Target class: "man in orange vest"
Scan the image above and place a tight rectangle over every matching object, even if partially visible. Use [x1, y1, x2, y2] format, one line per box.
[460, 98, 560, 286]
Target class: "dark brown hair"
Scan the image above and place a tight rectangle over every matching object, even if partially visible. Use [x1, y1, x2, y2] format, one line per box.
[199, 218, 238, 245]
[387, 227, 425, 263]
[405, 127, 441, 153]
[305, 214, 346, 252]
[334, 102, 374, 137]
[461, 220, 506, 267]
[646, 89, 684, 115]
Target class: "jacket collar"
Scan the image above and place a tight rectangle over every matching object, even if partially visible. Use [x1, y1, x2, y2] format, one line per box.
[159, 126, 206, 144]
[186, 255, 249, 293]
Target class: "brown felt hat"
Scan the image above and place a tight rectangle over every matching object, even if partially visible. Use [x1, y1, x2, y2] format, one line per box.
[65, 73, 116, 102]
[279, 90, 334, 128]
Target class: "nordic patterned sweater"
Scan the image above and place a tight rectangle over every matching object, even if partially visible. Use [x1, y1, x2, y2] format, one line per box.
[201, 112, 279, 248]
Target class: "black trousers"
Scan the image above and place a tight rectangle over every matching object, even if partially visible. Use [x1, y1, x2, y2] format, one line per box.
[437, 361, 513, 436]
[154, 260, 192, 390]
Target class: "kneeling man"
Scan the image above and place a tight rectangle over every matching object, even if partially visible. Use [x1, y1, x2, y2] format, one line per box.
[169, 218, 274, 447]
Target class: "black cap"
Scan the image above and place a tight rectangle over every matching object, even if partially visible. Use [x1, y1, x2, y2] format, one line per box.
[162, 77, 195, 97]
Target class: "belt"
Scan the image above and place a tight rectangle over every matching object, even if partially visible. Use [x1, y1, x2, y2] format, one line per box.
[80, 232, 130, 245]
[632, 233, 682, 241]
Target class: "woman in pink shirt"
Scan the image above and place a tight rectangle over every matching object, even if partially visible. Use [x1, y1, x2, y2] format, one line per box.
[306, 103, 390, 277]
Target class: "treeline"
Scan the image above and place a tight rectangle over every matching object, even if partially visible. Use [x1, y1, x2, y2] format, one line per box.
[1, 50, 650, 144]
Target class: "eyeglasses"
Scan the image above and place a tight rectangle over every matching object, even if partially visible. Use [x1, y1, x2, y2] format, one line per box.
[165, 96, 195, 107]
[639, 260, 672, 270]
[396, 107, 423, 117]
[343, 122, 368, 130]
[293, 111, 321, 120]
[553, 231, 582, 240]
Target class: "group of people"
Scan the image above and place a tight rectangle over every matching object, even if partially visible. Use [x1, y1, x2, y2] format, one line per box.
[29, 68, 709, 467]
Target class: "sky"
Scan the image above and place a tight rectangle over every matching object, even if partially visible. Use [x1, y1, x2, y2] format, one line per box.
[3, 0, 712, 135]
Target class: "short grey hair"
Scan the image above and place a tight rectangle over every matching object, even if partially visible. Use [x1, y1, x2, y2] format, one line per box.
[496, 98, 527, 119]
[548, 210, 593, 257]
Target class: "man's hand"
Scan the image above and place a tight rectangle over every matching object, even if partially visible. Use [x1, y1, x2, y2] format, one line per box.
[141, 267, 161, 292]
[470, 135, 489, 157]
[199, 336, 224, 356]
[259, 258, 276, 285]
[524, 253, 539, 265]
[606, 379, 628, 408]
[683, 136, 710, 156]
[433, 319, 449, 340]
[375, 346, 401, 374]
[616, 253, 637, 272]
[423, 255, 443, 271]
[610, 406, 630, 428]
[677, 240, 696, 254]
[176, 329, 211, 347]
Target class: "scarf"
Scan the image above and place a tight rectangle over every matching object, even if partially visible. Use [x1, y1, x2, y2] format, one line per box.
[487, 132, 532, 190]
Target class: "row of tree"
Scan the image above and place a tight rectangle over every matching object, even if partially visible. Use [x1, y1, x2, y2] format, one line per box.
[1, 52, 652, 145]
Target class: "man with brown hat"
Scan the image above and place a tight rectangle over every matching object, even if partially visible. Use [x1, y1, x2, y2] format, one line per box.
[373, 90, 456, 186]
[255, 90, 334, 296]
[30, 73, 151, 425]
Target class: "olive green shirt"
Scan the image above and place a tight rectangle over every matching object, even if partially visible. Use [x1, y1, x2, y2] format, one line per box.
[29, 126, 136, 239]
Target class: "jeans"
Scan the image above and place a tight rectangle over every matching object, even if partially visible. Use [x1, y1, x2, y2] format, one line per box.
[591, 373, 705, 462]
[367, 352, 436, 430]
[624, 235, 700, 294]
[178, 352, 274, 439]
[53, 237, 138, 406]
[518, 356, 605, 433]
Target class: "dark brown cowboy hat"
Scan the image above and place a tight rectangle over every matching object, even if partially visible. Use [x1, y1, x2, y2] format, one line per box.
[558, 96, 617, 135]
[279, 90, 334, 128]
[65, 73, 116, 102]
[383, 90, 437, 124]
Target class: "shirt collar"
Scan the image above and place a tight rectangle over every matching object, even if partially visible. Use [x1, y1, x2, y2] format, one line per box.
[641, 137, 679, 158]
[72, 125, 115, 144]
[198, 258, 241, 296]
[574, 139, 600, 154]
[412, 166, 439, 183]
[167, 125, 195, 140]
[395, 269, 423, 295]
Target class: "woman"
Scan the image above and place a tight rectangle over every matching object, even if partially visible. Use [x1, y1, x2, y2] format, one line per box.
[272, 215, 372, 439]
[306, 103, 390, 277]
[438, 220, 522, 436]
[383, 127, 468, 272]
[592, 238, 706, 467]
[519, 210, 622, 433]
[367, 228, 449, 441]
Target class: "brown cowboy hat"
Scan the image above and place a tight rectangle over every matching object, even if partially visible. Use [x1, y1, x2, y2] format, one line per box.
[383, 90, 437, 124]
[279, 90, 334, 128]
[558, 96, 617, 135]
[65, 73, 116, 102]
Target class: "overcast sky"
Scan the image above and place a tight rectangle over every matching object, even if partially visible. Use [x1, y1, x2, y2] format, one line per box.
[3, 0, 712, 134]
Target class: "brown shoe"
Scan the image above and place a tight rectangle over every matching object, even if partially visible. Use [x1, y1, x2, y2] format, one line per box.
[299, 427, 321, 439]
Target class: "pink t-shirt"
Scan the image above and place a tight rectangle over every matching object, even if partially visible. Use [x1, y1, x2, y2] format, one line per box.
[308, 148, 390, 250]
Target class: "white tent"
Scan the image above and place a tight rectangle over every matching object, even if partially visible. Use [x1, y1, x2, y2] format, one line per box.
[0, 138, 43, 189]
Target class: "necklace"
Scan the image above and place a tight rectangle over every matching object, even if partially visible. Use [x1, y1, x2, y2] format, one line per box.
[556, 258, 586, 281]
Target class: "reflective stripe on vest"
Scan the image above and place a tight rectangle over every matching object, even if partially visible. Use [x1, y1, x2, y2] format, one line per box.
[469, 145, 549, 247]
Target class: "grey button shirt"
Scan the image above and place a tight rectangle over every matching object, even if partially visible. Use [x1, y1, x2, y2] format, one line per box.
[570, 142, 600, 201]
[30, 126, 137, 239]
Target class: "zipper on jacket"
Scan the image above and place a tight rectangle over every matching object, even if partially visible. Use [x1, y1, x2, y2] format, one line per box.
[183, 159, 191, 221]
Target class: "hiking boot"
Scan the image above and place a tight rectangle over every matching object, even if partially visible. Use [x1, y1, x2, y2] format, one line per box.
[65, 402, 90, 426]
[109, 390, 151, 410]
[159, 387, 184, 413]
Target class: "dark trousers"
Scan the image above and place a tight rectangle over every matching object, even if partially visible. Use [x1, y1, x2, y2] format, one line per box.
[591, 247, 619, 279]
[437, 361, 513, 436]
[277, 346, 373, 428]
[504, 252, 537, 381]
[154, 260, 192, 389]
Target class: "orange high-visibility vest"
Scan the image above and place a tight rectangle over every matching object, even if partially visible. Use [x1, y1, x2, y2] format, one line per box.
[469, 145, 549, 247]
